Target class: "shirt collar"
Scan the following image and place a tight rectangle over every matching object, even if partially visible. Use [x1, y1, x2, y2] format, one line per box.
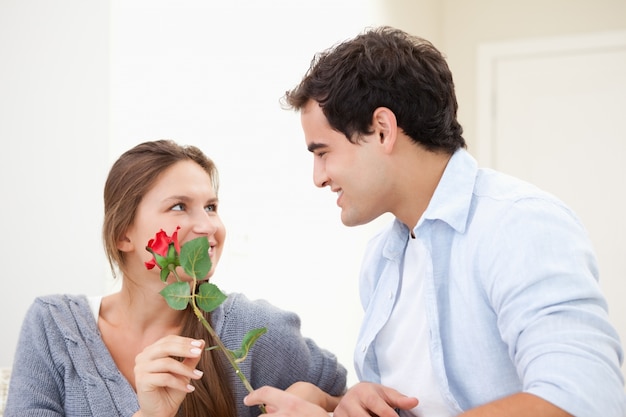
[384, 148, 477, 259]
[422, 147, 477, 234]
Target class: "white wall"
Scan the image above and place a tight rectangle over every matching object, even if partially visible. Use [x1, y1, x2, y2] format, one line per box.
[0, 0, 110, 367]
[438, 0, 626, 153]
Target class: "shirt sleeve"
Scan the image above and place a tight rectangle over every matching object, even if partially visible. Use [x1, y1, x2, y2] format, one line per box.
[482, 196, 626, 417]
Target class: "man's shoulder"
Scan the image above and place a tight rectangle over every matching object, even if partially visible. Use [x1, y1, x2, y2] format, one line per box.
[474, 168, 559, 203]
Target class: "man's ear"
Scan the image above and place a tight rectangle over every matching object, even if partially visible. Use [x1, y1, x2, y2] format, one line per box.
[372, 107, 398, 153]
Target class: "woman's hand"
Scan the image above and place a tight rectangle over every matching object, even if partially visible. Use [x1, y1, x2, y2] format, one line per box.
[285, 381, 342, 411]
[333, 382, 418, 417]
[133, 335, 205, 417]
[244, 385, 330, 417]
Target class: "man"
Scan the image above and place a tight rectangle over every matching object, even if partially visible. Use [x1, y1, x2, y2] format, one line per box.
[245, 26, 626, 417]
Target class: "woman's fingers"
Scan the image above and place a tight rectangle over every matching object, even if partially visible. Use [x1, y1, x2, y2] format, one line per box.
[135, 336, 205, 392]
[244, 386, 329, 417]
[134, 336, 207, 417]
[138, 335, 205, 361]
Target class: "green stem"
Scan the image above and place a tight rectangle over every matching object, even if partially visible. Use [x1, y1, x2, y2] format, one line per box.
[190, 280, 267, 414]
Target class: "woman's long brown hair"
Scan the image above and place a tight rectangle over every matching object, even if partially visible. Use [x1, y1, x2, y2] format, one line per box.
[179, 307, 237, 416]
[102, 139, 236, 417]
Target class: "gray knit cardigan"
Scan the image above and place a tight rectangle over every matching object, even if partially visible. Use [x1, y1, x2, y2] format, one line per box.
[5, 294, 347, 417]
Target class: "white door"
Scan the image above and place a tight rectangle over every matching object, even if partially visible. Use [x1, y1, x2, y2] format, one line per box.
[476, 31, 626, 377]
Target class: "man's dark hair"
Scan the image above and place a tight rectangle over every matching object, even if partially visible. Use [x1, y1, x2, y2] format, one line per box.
[283, 26, 466, 153]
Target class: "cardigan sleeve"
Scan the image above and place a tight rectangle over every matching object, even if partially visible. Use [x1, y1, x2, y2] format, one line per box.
[215, 293, 348, 417]
[5, 295, 139, 417]
[4, 297, 66, 417]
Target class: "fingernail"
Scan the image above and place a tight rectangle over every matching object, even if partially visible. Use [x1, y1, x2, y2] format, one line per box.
[190, 347, 202, 355]
[191, 339, 203, 347]
[193, 369, 204, 377]
[187, 384, 196, 392]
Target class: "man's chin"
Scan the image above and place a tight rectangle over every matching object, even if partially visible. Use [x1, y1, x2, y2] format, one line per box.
[340, 213, 364, 227]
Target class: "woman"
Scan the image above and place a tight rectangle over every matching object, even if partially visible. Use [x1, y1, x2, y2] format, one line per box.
[5, 140, 347, 417]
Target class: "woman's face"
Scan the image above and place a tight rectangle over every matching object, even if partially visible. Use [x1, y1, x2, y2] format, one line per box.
[122, 160, 225, 281]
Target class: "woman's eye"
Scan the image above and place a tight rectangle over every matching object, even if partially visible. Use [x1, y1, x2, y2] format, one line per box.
[206, 204, 217, 213]
[171, 203, 185, 211]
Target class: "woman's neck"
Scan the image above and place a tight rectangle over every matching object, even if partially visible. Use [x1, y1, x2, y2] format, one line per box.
[101, 280, 185, 335]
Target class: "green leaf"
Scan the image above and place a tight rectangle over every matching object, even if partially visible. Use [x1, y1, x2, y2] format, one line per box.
[196, 282, 227, 312]
[180, 237, 212, 279]
[230, 327, 267, 363]
[159, 282, 191, 310]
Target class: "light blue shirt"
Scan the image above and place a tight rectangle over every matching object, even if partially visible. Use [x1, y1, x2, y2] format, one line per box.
[354, 148, 626, 417]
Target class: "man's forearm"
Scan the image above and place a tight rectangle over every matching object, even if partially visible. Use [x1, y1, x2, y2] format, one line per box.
[459, 393, 572, 417]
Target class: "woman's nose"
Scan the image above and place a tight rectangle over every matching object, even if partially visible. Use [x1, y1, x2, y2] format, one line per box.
[193, 211, 220, 234]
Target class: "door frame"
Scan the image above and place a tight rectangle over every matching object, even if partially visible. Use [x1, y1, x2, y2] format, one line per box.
[475, 29, 626, 167]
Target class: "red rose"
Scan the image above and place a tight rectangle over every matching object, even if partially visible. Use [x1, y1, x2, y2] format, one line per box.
[145, 226, 181, 270]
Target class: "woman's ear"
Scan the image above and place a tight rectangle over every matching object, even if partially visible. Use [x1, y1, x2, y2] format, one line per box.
[372, 107, 398, 153]
[117, 235, 134, 252]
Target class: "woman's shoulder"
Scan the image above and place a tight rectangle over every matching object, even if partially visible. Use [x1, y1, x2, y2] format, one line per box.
[220, 292, 295, 320]
[24, 294, 94, 334]
[31, 294, 90, 313]
[34, 293, 88, 304]
[215, 292, 301, 338]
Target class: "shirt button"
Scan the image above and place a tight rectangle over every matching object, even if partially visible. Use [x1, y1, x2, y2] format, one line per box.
[389, 291, 393, 299]
[362, 345, 367, 353]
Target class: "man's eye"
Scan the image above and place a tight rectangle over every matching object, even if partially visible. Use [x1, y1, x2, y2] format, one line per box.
[172, 203, 185, 211]
[206, 204, 217, 213]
